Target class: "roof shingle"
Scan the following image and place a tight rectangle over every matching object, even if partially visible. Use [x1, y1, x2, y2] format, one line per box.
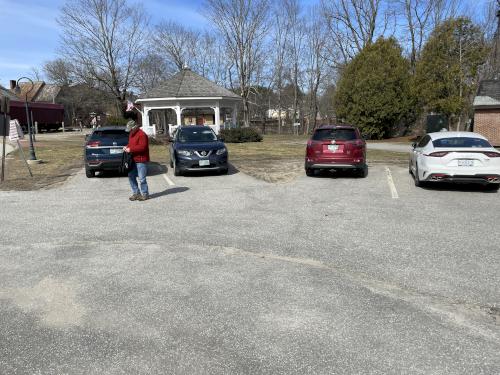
[139, 68, 240, 100]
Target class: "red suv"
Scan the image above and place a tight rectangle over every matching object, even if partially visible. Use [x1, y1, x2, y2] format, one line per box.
[305, 125, 367, 177]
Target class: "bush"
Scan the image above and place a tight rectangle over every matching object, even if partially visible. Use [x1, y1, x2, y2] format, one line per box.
[106, 116, 129, 126]
[220, 127, 263, 143]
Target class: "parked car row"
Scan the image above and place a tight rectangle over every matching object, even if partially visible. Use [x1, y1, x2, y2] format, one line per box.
[83, 125, 500, 191]
[84, 125, 229, 178]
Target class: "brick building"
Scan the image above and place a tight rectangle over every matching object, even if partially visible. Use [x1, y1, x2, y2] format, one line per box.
[473, 80, 500, 146]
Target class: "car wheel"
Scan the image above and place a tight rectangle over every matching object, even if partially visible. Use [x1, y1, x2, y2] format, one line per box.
[85, 167, 95, 178]
[173, 158, 182, 176]
[414, 164, 424, 187]
[356, 166, 368, 178]
[486, 184, 500, 191]
[305, 168, 315, 177]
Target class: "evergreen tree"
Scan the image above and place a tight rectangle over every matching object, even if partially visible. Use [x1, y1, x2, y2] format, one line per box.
[334, 38, 413, 139]
[413, 18, 489, 129]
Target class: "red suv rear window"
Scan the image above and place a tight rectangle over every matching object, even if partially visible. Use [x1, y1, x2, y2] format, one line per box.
[312, 128, 357, 141]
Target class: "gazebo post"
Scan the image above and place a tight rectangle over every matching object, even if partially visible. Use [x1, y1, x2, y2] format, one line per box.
[175, 106, 182, 125]
[214, 103, 220, 134]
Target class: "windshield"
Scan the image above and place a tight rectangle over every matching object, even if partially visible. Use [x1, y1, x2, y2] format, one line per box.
[178, 128, 217, 143]
[312, 128, 357, 141]
[432, 137, 491, 148]
[90, 130, 128, 142]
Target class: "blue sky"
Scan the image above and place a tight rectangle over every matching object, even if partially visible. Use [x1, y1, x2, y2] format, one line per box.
[0, 0, 212, 86]
[0, 0, 490, 87]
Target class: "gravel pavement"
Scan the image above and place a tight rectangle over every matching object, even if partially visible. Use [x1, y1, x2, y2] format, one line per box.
[0, 164, 499, 374]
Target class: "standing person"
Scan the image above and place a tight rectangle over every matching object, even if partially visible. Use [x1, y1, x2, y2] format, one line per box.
[124, 120, 150, 201]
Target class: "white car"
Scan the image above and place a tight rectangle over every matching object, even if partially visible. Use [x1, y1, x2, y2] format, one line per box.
[410, 131, 500, 190]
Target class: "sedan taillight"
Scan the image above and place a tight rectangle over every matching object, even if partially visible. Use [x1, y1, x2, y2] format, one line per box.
[426, 151, 449, 157]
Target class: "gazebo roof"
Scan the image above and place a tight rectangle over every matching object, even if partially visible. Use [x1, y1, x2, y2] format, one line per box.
[138, 68, 241, 100]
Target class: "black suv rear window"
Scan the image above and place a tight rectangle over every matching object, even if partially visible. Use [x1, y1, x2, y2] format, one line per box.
[312, 128, 357, 141]
[91, 130, 128, 141]
[432, 137, 491, 148]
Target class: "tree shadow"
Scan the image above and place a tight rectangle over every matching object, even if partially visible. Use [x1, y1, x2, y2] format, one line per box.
[148, 186, 189, 199]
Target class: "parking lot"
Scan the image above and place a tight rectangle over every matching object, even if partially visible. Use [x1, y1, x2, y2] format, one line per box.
[0, 164, 499, 374]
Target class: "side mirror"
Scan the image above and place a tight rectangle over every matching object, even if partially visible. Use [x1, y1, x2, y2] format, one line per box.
[361, 133, 369, 140]
[219, 136, 225, 142]
[411, 142, 417, 148]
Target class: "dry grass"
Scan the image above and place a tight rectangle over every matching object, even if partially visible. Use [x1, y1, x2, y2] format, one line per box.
[0, 133, 408, 189]
[0, 133, 169, 191]
[227, 135, 407, 183]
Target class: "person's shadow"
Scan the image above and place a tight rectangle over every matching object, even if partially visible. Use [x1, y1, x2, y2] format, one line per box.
[148, 186, 189, 199]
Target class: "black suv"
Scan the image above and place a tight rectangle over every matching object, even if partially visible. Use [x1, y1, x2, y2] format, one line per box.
[169, 126, 228, 176]
[84, 127, 129, 177]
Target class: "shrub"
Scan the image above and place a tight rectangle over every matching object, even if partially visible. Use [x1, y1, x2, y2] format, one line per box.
[220, 127, 263, 143]
[106, 116, 129, 126]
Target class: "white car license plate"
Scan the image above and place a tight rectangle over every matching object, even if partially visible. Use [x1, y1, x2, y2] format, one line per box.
[458, 159, 473, 167]
[110, 148, 123, 154]
[328, 145, 339, 151]
[199, 160, 210, 166]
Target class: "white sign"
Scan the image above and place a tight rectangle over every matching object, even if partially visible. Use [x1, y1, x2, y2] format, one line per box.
[9, 119, 24, 142]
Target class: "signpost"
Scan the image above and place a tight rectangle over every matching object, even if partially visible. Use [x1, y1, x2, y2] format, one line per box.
[9, 119, 32, 178]
[1, 96, 10, 182]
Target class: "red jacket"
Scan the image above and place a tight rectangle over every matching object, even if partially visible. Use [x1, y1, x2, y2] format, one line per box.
[127, 128, 150, 163]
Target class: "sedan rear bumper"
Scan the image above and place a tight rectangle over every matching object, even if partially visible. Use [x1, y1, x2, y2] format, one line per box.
[305, 161, 366, 170]
[424, 173, 500, 184]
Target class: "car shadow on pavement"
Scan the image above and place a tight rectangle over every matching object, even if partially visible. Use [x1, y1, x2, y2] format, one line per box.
[148, 162, 168, 176]
[149, 186, 189, 199]
[180, 163, 239, 177]
[308, 169, 366, 179]
[421, 182, 499, 193]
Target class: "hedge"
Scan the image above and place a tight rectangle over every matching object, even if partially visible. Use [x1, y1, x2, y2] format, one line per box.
[220, 127, 263, 143]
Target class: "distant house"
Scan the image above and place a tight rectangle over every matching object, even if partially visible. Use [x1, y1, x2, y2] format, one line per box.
[3, 83, 64, 131]
[473, 80, 500, 146]
[9, 81, 120, 128]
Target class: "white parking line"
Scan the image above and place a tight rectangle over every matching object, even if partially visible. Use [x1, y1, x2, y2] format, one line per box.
[162, 174, 175, 186]
[385, 166, 399, 199]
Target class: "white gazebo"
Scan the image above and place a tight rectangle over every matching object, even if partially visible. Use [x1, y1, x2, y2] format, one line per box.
[135, 68, 242, 136]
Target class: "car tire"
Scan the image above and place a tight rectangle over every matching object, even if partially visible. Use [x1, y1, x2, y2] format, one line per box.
[486, 184, 500, 191]
[173, 158, 182, 176]
[414, 164, 424, 187]
[356, 166, 368, 178]
[305, 168, 315, 177]
[85, 167, 95, 178]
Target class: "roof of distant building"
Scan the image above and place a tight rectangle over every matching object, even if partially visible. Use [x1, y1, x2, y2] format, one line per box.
[474, 80, 500, 108]
[0, 84, 21, 101]
[138, 68, 240, 100]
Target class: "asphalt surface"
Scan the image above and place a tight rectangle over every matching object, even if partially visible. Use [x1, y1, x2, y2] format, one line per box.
[0, 163, 499, 374]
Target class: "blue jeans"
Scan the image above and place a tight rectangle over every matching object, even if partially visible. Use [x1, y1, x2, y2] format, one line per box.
[128, 162, 149, 196]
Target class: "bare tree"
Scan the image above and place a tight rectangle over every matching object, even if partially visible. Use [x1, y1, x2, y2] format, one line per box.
[58, 0, 149, 114]
[192, 32, 232, 86]
[135, 53, 173, 94]
[304, 7, 328, 132]
[322, 0, 392, 63]
[284, 0, 305, 128]
[43, 59, 75, 85]
[205, 0, 270, 127]
[270, 0, 291, 132]
[398, 0, 434, 71]
[153, 21, 199, 71]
